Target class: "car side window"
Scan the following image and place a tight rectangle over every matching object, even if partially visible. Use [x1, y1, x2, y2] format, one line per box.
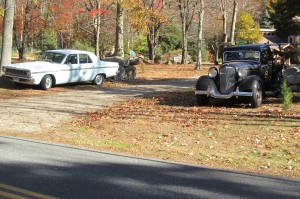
[65, 54, 78, 64]
[79, 54, 93, 64]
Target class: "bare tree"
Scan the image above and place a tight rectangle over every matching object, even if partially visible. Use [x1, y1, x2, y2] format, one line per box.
[195, 0, 205, 70]
[84, 0, 102, 58]
[230, 0, 238, 43]
[177, 0, 198, 64]
[219, 0, 228, 43]
[1, 0, 15, 72]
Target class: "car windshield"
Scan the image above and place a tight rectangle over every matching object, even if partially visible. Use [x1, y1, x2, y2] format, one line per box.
[223, 51, 260, 62]
[38, 52, 66, 64]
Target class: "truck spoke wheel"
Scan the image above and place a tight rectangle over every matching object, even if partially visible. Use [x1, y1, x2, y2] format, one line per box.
[250, 82, 262, 108]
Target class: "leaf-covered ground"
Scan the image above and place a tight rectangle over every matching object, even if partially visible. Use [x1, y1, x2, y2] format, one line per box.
[1, 63, 299, 178]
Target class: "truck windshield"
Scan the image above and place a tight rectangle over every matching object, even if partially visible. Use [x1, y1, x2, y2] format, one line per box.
[223, 51, 260, 63]
[38, 52, 67, 64]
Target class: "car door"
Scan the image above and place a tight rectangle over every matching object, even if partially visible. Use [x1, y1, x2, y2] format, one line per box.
[65, 54, 81, 83]
[78, 54, 95, 81]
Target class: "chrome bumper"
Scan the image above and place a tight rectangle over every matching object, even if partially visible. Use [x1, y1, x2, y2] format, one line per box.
[195, 87, 252, 99]
[3, 74, 35, 84]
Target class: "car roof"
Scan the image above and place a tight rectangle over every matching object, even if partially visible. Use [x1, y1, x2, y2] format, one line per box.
[224, 44, 271, 51]
[45, 49, 94, 55]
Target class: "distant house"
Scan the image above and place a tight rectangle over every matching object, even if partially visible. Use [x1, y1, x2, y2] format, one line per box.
[259, 28, 282, 44]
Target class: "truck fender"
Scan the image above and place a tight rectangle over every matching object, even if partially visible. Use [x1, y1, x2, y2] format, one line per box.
[239, 75, 262, 92]
[195, 76, 217, 92]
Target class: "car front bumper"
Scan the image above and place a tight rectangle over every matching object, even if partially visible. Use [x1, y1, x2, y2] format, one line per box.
[3, 75, 35, 85]
[195, 87, 253, 99]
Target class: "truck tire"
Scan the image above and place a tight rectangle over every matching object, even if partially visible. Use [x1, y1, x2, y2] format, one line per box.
[250, 81, 262, 108]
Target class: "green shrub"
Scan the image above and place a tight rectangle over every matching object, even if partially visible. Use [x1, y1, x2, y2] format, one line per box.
[281, 79, 293, 111]
[72, 41, 94, 52]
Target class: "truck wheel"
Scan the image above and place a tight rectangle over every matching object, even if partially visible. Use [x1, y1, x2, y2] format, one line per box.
[196, 95, 209, 106]
[93, 74, 104, 86]
[250, 81, 262, 108]
[40, 75, 53, 90]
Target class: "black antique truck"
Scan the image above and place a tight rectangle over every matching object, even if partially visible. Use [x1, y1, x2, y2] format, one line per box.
[195, 44, 289, 108]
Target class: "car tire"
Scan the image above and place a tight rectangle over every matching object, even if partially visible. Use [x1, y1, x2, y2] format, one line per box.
[250, 81, 262, 108]
[196, 95, 209, 106]
[40, 75, 53, 90]
[93, 74, 104, 86]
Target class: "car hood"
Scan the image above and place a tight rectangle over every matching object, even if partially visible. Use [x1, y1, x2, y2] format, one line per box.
[221, 61, 259, 70]
[6, 61, 61, 72]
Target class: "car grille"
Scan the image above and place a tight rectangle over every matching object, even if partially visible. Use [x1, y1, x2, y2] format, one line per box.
[219, 66, 236, 94]
[5, 68, 28, 77]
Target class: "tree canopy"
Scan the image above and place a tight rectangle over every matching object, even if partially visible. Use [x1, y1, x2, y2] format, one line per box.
[236, 12, 262, 44]
[268, 0, 300, 39]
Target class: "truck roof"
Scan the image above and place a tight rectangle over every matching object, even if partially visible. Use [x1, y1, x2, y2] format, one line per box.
[224, 44, 271, 52]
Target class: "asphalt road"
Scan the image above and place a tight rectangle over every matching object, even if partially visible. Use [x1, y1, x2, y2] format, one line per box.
[0, 136, 299, 199]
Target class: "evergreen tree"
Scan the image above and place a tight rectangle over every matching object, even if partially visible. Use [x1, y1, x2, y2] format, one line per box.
[268, 0, 300, 39]
[260, 9, 273, 29]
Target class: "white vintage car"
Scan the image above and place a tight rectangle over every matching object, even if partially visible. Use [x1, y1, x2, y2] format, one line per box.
[2, 49, 119, 90]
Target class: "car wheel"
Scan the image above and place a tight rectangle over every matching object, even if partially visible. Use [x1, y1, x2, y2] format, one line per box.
[196, 95, 209, 106]
[40, 75, 53, 90]
[93, 74, 104, 86]
[250, 81, 262, 108]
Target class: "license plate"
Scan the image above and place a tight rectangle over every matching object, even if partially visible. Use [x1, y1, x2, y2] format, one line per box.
[13, 77, 19, 82]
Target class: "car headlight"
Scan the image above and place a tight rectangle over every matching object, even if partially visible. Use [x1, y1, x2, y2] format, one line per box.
[26, 70, 31, 77]
[208, 67, 218, 78]
[238, 68, 248, 77]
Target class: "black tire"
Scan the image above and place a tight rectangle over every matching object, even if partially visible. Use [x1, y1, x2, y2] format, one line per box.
[250, 81, 263, 108]
[196, 95, 209, 106]
[40, 75, 53, 90]
[125, 65, 136, 80]
[93, 74, 104, 86]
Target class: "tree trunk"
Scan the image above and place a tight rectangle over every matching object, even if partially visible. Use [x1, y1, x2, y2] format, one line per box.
[195, 0, 205, 70]
[147, 33, 155, 62]
[220, 0, 228, 43]
[180, 1, 188, 64]
[114, 0, 124, 57]
[230, 0, 238, 44]
[95, 1, 101, 58]
[181, 32, 188, 64]
[1, 0, 15, 73]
